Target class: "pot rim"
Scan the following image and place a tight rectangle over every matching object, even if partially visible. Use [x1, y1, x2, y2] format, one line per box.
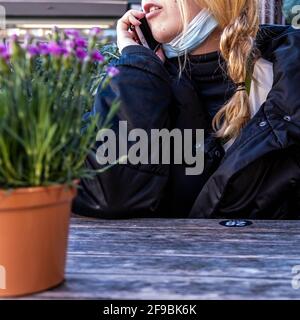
[0, 181, 79, 195]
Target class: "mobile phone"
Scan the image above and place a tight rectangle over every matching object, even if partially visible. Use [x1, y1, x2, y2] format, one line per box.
[133, 17, 161, 52]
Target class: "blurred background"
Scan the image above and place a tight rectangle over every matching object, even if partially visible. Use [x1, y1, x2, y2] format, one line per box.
[0, 0, 289, 41]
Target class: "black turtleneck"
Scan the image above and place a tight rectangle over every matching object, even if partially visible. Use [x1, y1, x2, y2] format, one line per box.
[184, 52, 235, 120]
[161, 52, 235, 217]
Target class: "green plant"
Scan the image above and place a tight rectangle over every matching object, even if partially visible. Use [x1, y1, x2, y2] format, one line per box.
[0, 28, 119, 189]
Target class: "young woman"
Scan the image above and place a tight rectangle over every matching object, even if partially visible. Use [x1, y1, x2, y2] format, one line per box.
[73, 0, 300, 219]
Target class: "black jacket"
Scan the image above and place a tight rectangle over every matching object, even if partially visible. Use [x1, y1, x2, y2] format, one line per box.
[72, 25, 300, 219]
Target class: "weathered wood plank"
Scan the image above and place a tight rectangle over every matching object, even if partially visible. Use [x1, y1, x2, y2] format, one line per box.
[65, 254, 300, 280]
[68, 228, 300, 243]
[24, 274, 300, 300]
[13, 216, 300, 300]
[71, 215, 300, 233]
[67, 232, 300, 257]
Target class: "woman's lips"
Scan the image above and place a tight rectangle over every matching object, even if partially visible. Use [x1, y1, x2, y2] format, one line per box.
[145, 8, 163, 20]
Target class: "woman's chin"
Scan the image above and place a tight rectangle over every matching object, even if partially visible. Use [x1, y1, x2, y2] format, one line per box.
[152, 33, 173, 44]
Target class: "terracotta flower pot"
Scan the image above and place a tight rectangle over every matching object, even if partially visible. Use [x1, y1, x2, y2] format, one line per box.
[0, 184, 77, 297]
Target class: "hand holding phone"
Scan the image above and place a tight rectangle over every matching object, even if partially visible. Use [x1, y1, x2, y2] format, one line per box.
[117, 10, 165, 62]
[130, 17, 165, 62]
[117, 10, 146, 53]
[132, 17, 161, 52]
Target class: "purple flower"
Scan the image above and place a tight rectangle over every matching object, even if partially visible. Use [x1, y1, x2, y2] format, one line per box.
[38, 43, 50, 55]
[61, 46, 72, 57]
[2, 52, 11, 62]
[27, 45, 40, 57]
[90, 27, 102, 36]
[0, 43, 7, 54]
[48, 41, 63, 56]
[75, 37, 88, 48]
[106, 66, 120, 78]
[65, 29, 80, 38]
[0, 44, 11, 62]
[63, 39, 75, 50]
[91, 50, 104, 62]
[75, 47, 87, 60]
[58, 40, 74, 58]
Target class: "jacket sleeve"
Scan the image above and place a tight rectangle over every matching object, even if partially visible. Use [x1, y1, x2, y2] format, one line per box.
[72, 45, 173, 218]
[259, 26, 300, 148]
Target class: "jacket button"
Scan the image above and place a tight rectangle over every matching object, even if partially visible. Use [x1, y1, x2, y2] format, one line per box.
[259, 121, 267, 127]
[215, 150, 221, 158]
[284, 115, 291, 122]
[290, 179, 297, 188]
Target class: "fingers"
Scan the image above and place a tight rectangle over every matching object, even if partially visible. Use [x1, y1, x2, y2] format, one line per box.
[128, 15, 142, 27]
[117, 10, 145, 31]
[128, 29, 140, 44]
[116, 10, 145, 53]
[125, 9, 145, 21]
[117, 9, 165, 58]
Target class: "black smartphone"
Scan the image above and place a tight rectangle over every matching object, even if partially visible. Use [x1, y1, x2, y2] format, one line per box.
[133, 17, 161, 52]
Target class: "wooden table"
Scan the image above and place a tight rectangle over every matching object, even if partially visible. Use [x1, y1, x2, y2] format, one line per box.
[28, 216, 300, 300]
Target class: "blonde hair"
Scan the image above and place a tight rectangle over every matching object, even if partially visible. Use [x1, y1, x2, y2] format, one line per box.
[177, 0, 260, 139]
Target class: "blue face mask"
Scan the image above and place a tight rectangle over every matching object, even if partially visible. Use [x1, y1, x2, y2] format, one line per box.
[162, 9, 218, 59]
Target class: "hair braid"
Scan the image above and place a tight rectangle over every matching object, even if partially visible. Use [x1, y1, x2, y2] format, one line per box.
[212, 3, 259, 139]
